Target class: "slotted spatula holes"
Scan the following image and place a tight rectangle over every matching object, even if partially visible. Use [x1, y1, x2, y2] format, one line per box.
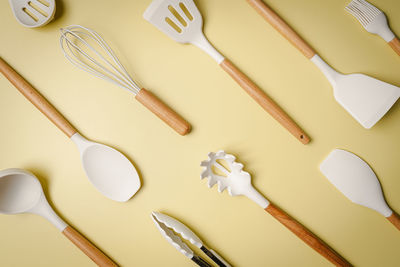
[22, 7, 38, 21]
[37, 0, 50, 7]
[28, 1, 48, 16]
[165, 3, 194, 33]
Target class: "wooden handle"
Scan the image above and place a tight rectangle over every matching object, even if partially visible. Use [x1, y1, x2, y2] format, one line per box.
[247, 0, 316, 59]
[387, 212, 400, 231]
[220, 59, 310, 144]
[388, 37, 400, 57]
[0, 57, 77, 137]
[265, 204, 351, 266]
[63, 226, 118, 267]
[135, 88, 191, 135]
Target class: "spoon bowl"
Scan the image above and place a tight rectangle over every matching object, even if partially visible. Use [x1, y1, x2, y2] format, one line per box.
[71, 133, 141, 202]
[0, 169, 42, 214]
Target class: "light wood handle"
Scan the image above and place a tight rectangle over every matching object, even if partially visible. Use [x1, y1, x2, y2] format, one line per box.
[247, 0, 316, 59]
[220, 59, 310, 144]
[63, 226, 118, 267]
[135, 88, 191, 136]
[265, 204, 351, 266]
[0, 57, 77, 137]
[388, 37, 400, 57]
[387, 212, 400, 231]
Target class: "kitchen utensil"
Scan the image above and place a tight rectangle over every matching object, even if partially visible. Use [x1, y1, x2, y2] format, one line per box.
[320, 149, 400, 231]
[0, 168, 117, 267]
[247, 0, 400, 129]
[143, 0, 310, 144]
[0, 57, 140, 202]
[346, 0, 400, 56]
[152, 211, 231, 267]
[60, 25, 190, 136]
[8, 0, 56, 28]
[201, 151, 350, 266]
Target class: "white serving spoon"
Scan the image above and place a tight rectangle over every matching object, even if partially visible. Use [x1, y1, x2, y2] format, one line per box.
[8, 0, 56, 28]
[0, 169, 117, 266]
[320, 149, 400, 231]
[0, 57, 140, 202]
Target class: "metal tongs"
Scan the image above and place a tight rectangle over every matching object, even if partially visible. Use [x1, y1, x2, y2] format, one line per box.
[152, 212, 231, 267]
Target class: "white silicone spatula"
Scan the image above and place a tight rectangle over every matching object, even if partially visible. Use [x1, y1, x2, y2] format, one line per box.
[0, 169, 117, 266]
[320, 149, 400, 231]
[247, 0, 400, 129]
[0, 57, 141, 202]
[144, 0, 310, 144]
[8, 0, 56, 28]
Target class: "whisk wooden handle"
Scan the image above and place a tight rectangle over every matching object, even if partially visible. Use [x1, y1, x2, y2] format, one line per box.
[247, 0, 316, 59]
[0, 57, 77, 138]
[135, 88, 191, 135]
[387, 212, 400, 231]
[63, 226, 118, 267]
[265, 204, 351, 266]
[220, 59, 310, 144]
[388, 37, 400, 57]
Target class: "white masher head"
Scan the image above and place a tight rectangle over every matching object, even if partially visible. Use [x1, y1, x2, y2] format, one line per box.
[200, 151, 253, 197]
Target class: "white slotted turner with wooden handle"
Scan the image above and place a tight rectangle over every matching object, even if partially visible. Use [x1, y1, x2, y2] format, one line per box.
[320, 149, 400, 231]
[143, 0, 310, 144]
[8, 0, 56, 28]
[247, 0, 400, 129]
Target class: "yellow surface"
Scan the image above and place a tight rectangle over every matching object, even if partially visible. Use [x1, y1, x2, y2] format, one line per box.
[0, 0, 400, 266]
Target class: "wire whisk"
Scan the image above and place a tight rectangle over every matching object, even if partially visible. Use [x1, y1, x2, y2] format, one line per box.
[60, 25, 191, 135]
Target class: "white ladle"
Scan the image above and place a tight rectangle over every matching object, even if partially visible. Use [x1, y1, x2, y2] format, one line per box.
[8, 0, 56, 28]
[0, 168, 117, 266]
[0, 57, 140, 202]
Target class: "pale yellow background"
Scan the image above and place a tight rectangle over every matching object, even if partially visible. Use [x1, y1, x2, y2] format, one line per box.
[0, 0, 399, 266]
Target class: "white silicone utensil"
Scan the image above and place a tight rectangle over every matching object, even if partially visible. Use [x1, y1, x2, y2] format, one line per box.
[0, 57, 140, 202]
[0, 169, 117, 266]
[320, 149, 400, 231]
[143, 0, 310, 144]
[346, 0, 400, 56]
[201, 151, 350, 267]
[60, 25, 190, 136]
[247, 0, 400, 129]
[8, 0, 55, 28]
[152, 212, 231, 267]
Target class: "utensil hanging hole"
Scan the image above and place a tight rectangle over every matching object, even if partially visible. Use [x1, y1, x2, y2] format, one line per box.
[36, 0, 50, 7]
[179, 3, 193, 21]
[168, 5, 187, 27]
[28, 1, 48, 17]
[300, 135, 304, 139]
[22, 7, 38, 21]
[165, 17, 182, 33]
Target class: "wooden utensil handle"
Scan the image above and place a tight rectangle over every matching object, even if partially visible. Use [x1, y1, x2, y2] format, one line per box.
[247, 0, 316, 59]
[63, 226, 118, 267]
[265, 204, 351, 266]
[388, 37, 400, 57]
[0, 57, 77, 138]
[220, 59, 310, 144]
[387, 212, 400, 231]
[135, 88, 191, 136]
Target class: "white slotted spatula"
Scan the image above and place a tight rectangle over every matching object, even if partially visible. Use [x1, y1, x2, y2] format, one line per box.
[8, 0, 56, 28]
[320, 149, 400, 231]
[143, 0, 310, 144]
[247, 0, 400, 129]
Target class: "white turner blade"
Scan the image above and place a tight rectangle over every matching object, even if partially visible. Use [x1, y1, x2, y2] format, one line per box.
[320, 149, 392, 217]
[334, 74, 399, 129]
